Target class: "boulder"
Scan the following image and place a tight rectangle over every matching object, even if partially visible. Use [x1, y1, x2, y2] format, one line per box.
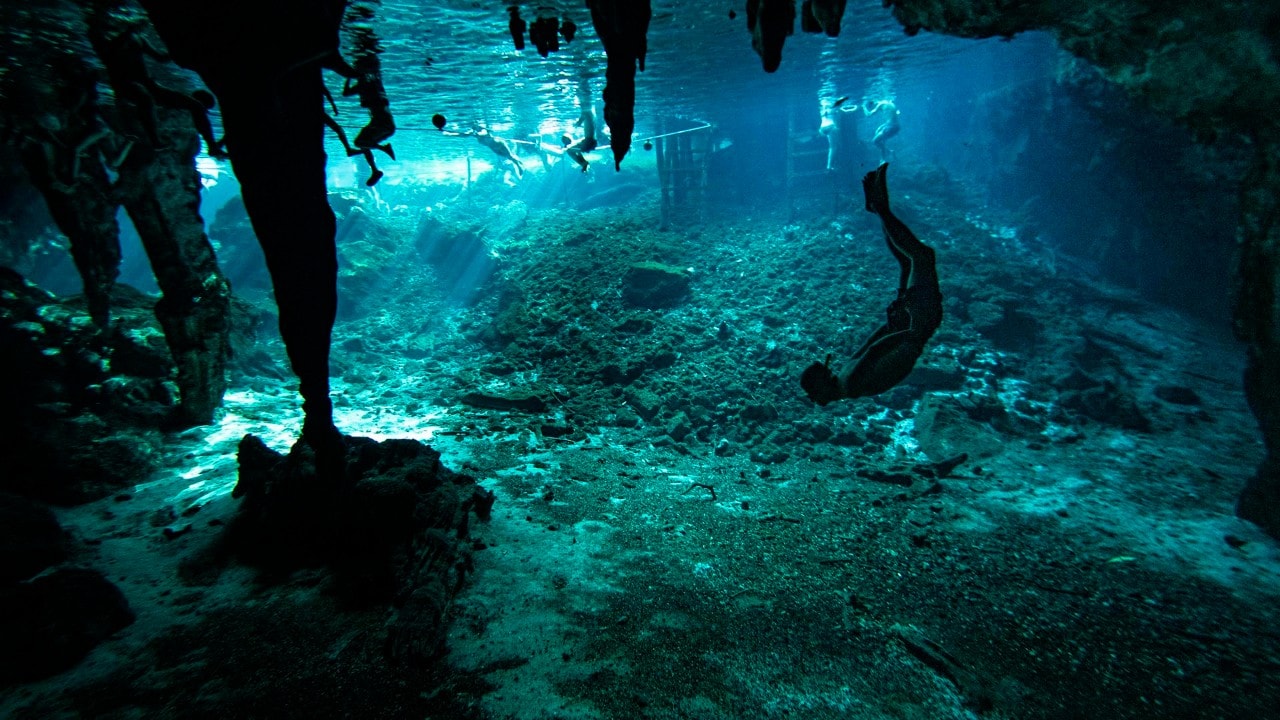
[0, 493, 65, 583]
[0, 568, 134, 684]
[622, 262, 692, 308]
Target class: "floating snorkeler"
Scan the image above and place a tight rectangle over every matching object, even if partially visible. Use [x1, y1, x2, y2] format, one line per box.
[563, 106, 599, 173]
[801, 163, 942, 405]
[819, 96, 858, 171]
[439, 123, 524, 179]
[863, 99, 900, 162]
[321, 81, 393, 187]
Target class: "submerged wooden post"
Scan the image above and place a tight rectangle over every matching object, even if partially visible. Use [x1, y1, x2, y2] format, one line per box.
[674, 131, 689, 207]
[656, 134, 670, 230]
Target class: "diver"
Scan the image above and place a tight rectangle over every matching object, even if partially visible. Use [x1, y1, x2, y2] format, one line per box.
[864, 99, 900, 163]
[526, 130, 560, 171]
[563, 107, 599, 173]
[340, 57, 396, 150]
[801, 163, 942, 404]
[441, 124, 524, 179]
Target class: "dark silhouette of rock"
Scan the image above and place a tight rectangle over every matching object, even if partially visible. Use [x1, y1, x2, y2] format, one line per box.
[0, 567, 134, 685]
[0, 493, 65, 583]
[586, 0, 651, 170]
[1154, 384, 1201, 406]
[0, 269, 166, 503]
[883, 0, 1280, 539]
[203, 434, 493, 662]
[507, 5, 527, 50]
[1059, 380, 1151, 432]
[747, 0, 796, 73]
[528, 15, 560, 57]
[459, 391, 549, 412]
[1236, 146, 1280, 540]
[140, 0, 346, 443]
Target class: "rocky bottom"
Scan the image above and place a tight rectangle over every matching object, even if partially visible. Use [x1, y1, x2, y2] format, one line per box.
[3, 184, 1280, 719]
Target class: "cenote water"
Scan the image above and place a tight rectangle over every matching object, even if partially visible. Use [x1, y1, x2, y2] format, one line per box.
[1, 2, 1277, 719]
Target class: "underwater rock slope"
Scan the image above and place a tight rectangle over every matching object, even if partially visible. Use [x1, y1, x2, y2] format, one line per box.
[887, 0, 1280, 538]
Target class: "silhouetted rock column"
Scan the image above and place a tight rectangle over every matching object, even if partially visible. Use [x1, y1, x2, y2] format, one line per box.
[586, 0, 650, 170]
[1234, 134, 1280, 539]
[6, 22, 122, 329]
[222, 70, 340, 440]
[113, 117, 231, 426]
[747, 0, 796, 72]
[87, 3, 231, 426]
[139, 0, 347, 442]
[18, 151, 121, 330]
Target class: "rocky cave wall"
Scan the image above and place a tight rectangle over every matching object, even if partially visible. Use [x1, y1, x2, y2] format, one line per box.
[961, 54, 1249, 322]
[885, 0, 1280, 537]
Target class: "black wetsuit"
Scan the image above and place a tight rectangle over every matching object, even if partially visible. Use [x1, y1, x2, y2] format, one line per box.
[802, 163, 942, 404]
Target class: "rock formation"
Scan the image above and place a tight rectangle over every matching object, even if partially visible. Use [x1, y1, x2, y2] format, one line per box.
[883, 0, 1280, 537]
[748, 0, 798, 72]
[1, 0, 232, 427]
[140, 0, 347, 447]
[586, 0, 652, 170]
[220, 435, 492, 653]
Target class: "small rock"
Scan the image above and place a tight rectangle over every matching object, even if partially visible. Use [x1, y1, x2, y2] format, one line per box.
[459, 391, 548, 413]
[1155, 385, 1201, 406]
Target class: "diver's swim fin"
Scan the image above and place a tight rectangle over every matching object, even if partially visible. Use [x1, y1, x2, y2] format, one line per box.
[862, 162, 890, 214]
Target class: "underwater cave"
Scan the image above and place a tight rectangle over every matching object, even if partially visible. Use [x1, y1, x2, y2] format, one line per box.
[2, 1, 1279, 718]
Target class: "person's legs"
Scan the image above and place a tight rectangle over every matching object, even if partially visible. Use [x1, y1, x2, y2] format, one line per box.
[872, 121, 898, 161]
[805, 165, 939, 405]
[820, 121, 839, 171]
[361, 148, 383, 186]
[879, 226, 911, 290]
[323, 112, 358, 156]
[863, 164, 936, 290]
